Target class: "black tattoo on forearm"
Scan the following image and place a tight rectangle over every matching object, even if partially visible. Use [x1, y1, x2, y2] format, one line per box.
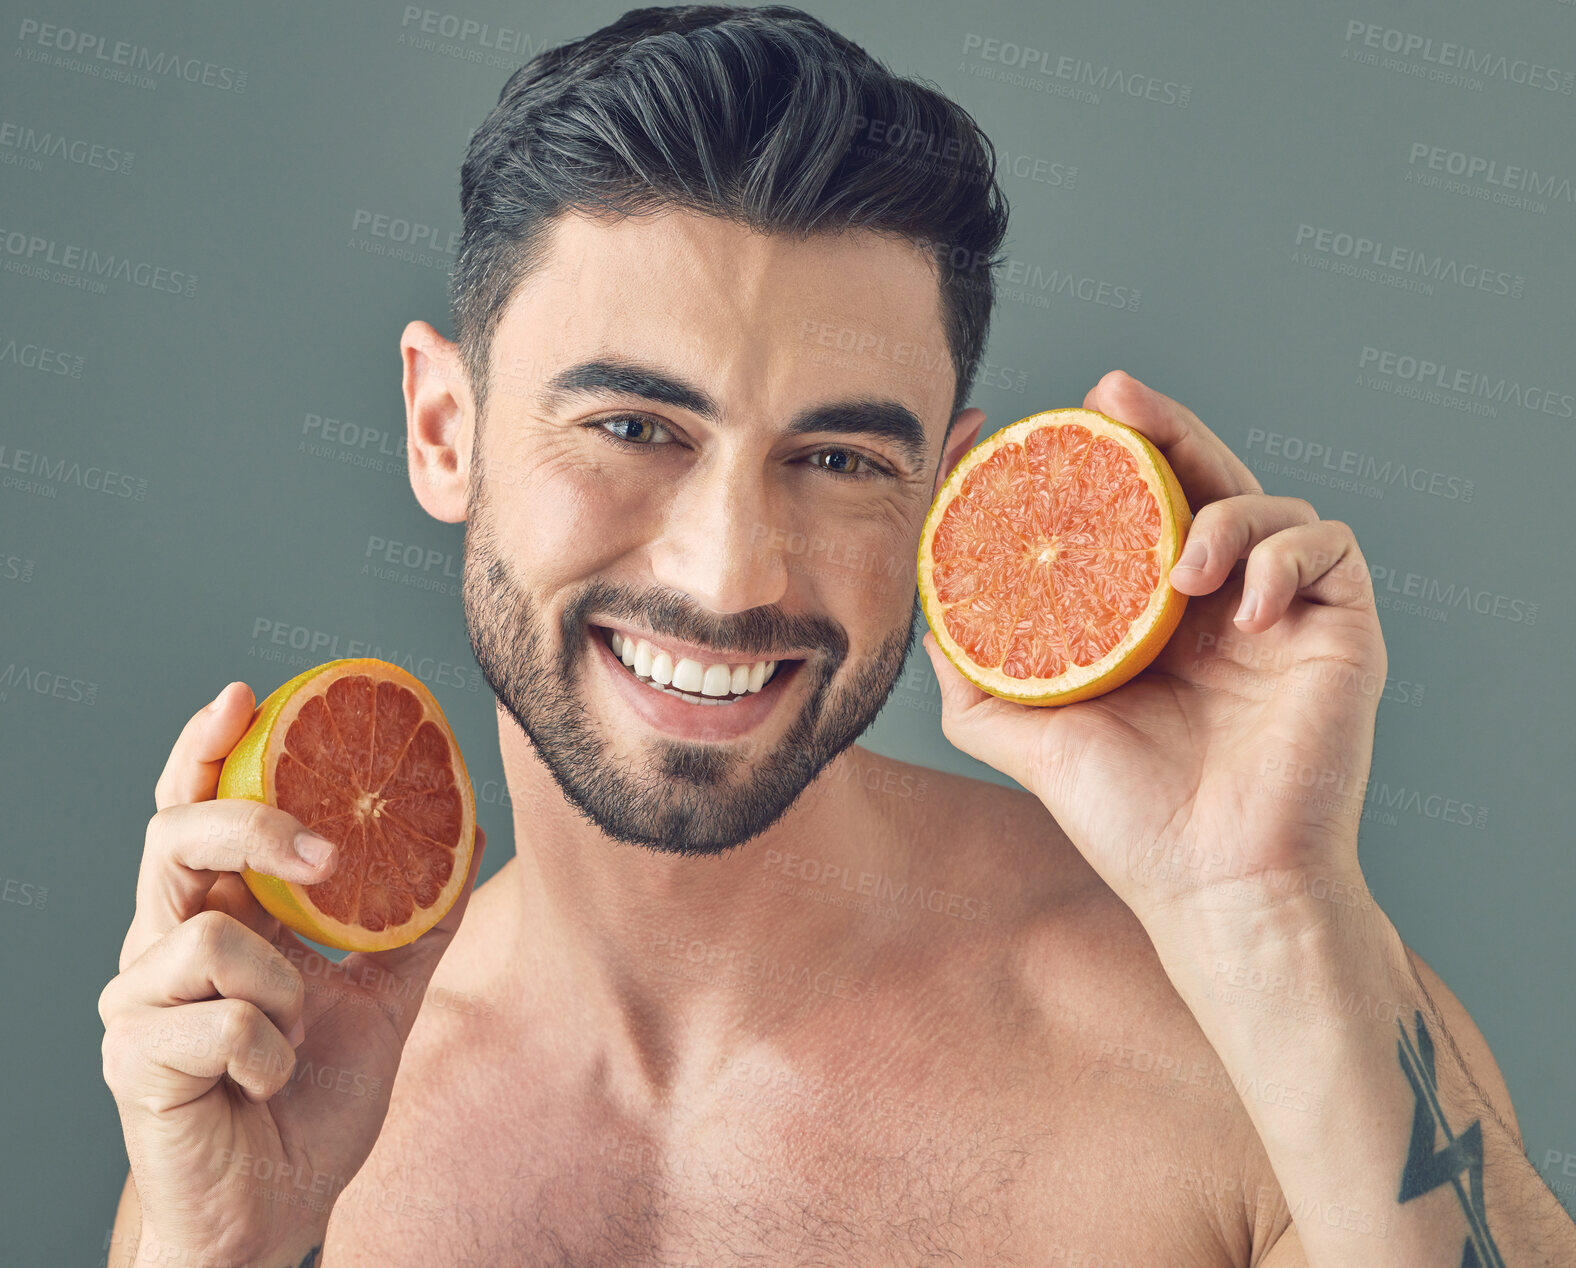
[296, 1249, 320, 1268]
[1397, 1010, 1503, 1268]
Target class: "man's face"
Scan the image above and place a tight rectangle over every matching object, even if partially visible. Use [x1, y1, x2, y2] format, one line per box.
[460, 210, 961, 855]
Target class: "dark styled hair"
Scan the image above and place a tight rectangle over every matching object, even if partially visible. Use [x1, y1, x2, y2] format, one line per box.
[450, 4, 1008, 432]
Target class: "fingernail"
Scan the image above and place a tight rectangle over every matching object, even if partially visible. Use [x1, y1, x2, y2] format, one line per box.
[1177, 540, 1207, 572]
[1235, 588, 1260, 624]
[206, 683, 231, 712]
[294, 832, 334, 866]
[286, 1018, 306, 1047]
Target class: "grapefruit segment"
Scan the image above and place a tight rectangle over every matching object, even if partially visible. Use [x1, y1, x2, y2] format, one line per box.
[217, 658, 476, 952]
[918, 409, 1192, 706]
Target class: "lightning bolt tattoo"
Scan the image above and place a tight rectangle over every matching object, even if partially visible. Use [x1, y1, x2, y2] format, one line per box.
[1397, 1010, 1502, 1268]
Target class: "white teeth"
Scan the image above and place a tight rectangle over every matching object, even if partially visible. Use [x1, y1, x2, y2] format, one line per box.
[639, 681, 741, 705]
[600, 628, 785, 699]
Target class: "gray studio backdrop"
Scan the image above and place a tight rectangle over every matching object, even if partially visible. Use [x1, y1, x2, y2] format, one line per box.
[2, 0, 1573, 1258]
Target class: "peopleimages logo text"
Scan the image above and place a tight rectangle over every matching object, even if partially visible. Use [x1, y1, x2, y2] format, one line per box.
[0, 223, 196, 296]
[1342, 21, 1574, 94]
[959, 34, 1191, 107]
[14, 19, 248, 91]
[399, 7, 555, 57]
[1293, 225, 1522, 298]
[1407, 144, 1576, 206]
[0, 121, 133, 173]
[0, 444, 147, 498]
[1358, 347, 1575, 419]
[1245, 430, 1474, 502]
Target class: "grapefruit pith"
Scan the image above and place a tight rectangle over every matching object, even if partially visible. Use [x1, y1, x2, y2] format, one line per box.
[918, 409, 1192, 706]
[217, 658, 476, 952]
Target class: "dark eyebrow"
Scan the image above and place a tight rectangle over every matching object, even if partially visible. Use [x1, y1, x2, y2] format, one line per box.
[781, 401, 929, 471]
[540, 358, 720, 419]
[540, 357, 930, 471]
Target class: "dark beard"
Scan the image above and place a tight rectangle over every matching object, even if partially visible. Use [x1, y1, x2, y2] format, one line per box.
[460, 458, 920, 856]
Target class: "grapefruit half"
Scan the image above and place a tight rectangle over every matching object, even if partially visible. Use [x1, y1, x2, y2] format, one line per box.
[918, 408, 1192, 706]
[217, 658, 476, 952]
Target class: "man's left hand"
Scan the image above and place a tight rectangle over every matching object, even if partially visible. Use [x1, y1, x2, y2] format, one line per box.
[923, 370, 1387, 946]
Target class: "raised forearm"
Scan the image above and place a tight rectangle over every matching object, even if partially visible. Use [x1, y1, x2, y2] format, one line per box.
[1150, 894, 1575, 1265]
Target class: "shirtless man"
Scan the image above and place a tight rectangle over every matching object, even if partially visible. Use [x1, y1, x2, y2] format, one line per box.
[97, 6, 1574, 1265]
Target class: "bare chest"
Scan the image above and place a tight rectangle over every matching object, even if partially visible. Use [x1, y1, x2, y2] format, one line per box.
[324, 1022, 1259, 1266]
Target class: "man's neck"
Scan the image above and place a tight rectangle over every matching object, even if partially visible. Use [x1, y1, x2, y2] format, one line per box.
[481, 707, 901, 1107]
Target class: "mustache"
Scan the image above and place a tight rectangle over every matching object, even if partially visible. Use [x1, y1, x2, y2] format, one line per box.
[559, 578, 850, 663]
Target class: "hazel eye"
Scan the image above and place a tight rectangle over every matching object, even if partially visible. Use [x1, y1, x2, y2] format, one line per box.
[598, 415, 673, 444]
[810, 447, 891, 479]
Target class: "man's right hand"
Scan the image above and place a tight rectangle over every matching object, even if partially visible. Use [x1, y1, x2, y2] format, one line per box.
[98, 680, 485, 1266]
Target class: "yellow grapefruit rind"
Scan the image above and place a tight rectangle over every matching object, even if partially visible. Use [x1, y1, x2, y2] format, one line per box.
[216, 658, 476, 952]
[918, 408, 1193, 707]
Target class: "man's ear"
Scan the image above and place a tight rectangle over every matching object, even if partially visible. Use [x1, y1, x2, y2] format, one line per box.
[935, 407, 986, 492]
[401, 319, 474, 524]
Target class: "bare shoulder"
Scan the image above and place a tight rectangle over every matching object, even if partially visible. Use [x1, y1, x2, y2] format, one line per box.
[326, 864, 524, 1248]
[846, 747, 1296, 1258]
[843, 745, 1240, 1071]
[370, 855, 519, 1089]
[411, 853, 517, 1018]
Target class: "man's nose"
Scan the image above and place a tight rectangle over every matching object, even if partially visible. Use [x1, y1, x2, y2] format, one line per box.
[648, 454, 790, 615]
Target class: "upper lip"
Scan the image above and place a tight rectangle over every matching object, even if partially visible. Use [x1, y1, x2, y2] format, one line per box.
[592, 622, 805, 667]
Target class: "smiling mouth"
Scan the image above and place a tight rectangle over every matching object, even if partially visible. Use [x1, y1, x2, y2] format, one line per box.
[591, 625, 801, 706]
